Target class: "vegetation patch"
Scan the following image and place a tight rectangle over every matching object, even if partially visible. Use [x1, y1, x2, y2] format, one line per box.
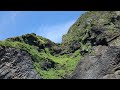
[0, 39, 81, 79]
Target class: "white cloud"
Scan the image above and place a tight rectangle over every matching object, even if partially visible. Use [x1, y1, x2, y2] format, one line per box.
[36, 20, 75, 43]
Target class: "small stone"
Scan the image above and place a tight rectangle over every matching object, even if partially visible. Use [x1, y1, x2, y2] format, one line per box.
[103, 74, 115, 79]
[114, 70, 120, 79]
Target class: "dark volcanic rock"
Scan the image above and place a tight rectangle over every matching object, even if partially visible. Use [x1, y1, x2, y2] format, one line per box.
[71, 46, 120, 79]
[40, 59, 56, 70]
[0, 46, 41, 79]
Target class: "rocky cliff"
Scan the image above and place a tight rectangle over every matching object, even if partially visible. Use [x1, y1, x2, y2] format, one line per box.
[71, 46, 120, 79]
[66, 11, 120, 79]
[0, 46, 40, 79]
[62, 11, 120, 54]
[1, 11, 120, 79]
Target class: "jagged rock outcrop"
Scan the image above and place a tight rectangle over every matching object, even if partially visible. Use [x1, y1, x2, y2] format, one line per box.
[62, 11, 120, 54]
[61, 11, 120, 79]
[6, 33, 55, 51]
[0, 46, 41, 79]
[70, 46, 120, 79]
[0, 33, 63, 79]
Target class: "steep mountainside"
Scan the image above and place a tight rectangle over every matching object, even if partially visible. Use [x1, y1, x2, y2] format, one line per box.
[62, 11, 120, 54]
[65, 11, 120, 79]
[1, 11, 120, 79]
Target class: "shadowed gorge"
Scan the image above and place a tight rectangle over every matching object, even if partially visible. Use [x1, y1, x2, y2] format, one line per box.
[1, 11, 120, 79]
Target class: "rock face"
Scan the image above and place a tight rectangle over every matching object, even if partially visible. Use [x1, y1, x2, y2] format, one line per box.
[40, 59, 56, 70]
[0, 46, 41, 79]
[62, 11, 120, 79]
[71, 46, 120, 79]
[62, 11, 120, 54]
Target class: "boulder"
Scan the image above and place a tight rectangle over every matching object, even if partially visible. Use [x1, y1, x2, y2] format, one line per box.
[40, 59, 56, 70]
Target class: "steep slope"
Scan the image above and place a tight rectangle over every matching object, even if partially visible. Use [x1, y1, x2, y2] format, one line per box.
[65, 11, 120, 79]
[0, 46, 41, 79]
[0, 33, 81, 79]
[71, 46, 120, 79]
[62, 11, 120, 55]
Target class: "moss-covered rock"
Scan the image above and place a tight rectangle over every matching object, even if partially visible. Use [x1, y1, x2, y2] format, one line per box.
[62, 11, 120, 54]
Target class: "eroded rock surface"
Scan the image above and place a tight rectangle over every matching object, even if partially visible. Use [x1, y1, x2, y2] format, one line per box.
[71, 46, 120, 79]
[0, 46, 41, 79]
